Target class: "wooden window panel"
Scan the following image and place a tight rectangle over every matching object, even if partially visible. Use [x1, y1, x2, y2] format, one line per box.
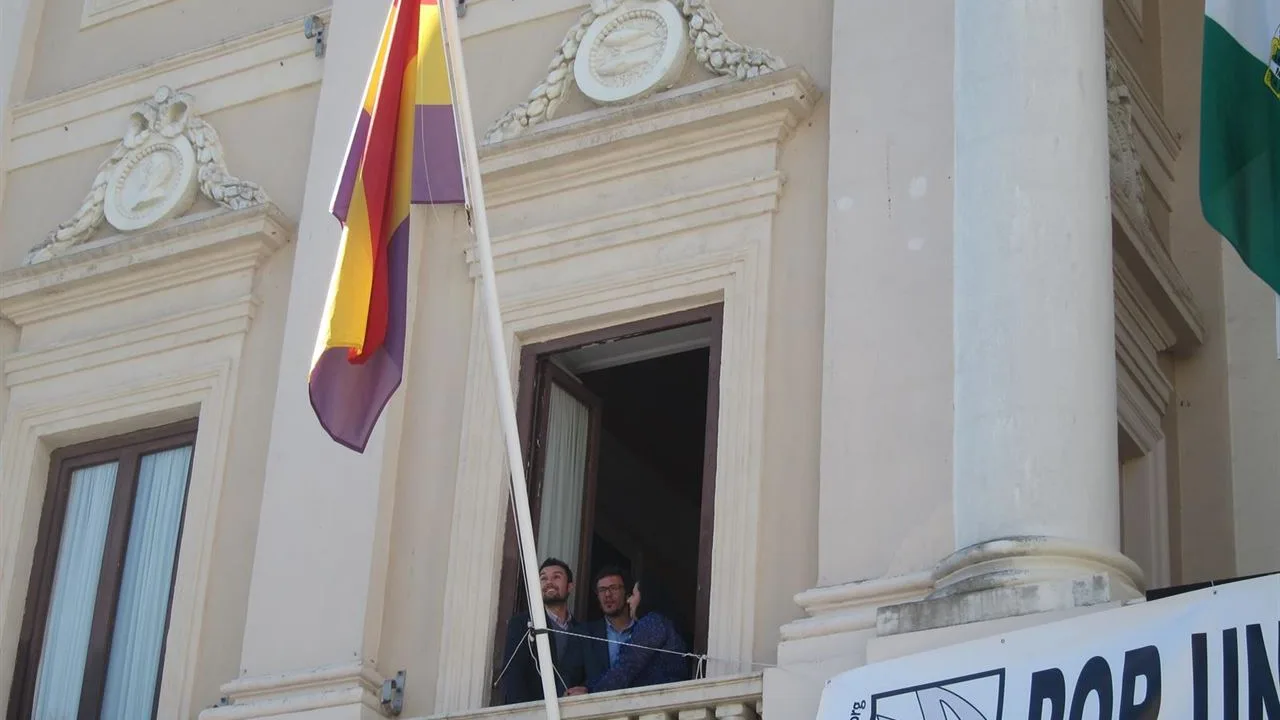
[7, 420, 197, 720]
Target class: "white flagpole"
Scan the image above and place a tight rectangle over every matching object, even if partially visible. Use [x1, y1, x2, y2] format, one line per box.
[437, 1, 564, 718]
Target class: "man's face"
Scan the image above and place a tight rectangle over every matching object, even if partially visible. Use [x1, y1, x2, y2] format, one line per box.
[595, 574, 628, 617]
[540, 565, 572, 604]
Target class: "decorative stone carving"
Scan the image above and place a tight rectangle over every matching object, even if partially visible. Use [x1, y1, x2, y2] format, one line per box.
[575, 1, 689, 105]
[483, 0, 785, 144]
[1106, 55, 1151, 233]
[26, 86, 269, 265]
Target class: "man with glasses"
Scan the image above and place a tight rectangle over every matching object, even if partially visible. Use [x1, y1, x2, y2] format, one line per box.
[570, 565, 633, 691]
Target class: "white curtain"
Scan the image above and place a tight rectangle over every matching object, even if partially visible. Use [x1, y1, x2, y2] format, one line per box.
[31, 462, 119, 719]
[538, 383, 591, 582]
[100, 445, 193, 720]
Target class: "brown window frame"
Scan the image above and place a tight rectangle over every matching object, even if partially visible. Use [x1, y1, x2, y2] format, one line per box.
[489, 304, 723, 702]
[7, 419, 198, 720]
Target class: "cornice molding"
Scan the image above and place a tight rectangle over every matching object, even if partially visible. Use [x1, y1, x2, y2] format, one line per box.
[0, 204, 292, 326]
[7, 11, 328, 170]
[467, 173, 782, 277]
[1111, 187, 1204, 351]
[478, 67, 819, 198]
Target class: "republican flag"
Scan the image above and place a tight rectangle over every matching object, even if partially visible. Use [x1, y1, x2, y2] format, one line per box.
[310, 0, 465, 452]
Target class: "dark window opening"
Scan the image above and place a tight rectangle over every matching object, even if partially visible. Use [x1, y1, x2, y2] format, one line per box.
[491, 306, 722, 704]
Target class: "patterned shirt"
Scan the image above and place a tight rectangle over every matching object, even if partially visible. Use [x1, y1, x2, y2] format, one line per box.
[588, 612, 689, 693]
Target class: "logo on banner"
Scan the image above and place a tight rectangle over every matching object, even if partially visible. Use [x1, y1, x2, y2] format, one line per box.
[869, 670, 1004, 720]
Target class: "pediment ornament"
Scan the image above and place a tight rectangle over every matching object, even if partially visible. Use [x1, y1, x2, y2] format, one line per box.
[26, 86, 270, 265]
[483, 0, 785, 144]
[1105, 54, 1152, 234]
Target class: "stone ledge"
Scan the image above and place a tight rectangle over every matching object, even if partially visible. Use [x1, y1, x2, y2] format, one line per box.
[477, 67, 819, 207]
[0, 204, 293, 327]
[422, 674, 763, 720]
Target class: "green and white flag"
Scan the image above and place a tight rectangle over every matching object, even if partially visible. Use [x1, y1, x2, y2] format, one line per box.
[1201, 0, 1280, 293]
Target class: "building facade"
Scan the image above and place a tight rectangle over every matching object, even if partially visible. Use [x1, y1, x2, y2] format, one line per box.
[0, 0, 1276, 718]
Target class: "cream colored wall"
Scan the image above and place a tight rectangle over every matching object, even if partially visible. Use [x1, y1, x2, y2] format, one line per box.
[1158, 0, 1240, 584]
[1222, 252, 1280, 576]
[376, 207, 475, 719]
[743, 0, 831, 665]
[185, 240, 294, 712]
[23, 0, 326, 99]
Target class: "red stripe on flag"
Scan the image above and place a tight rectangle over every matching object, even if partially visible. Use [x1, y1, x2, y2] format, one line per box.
[352, 0, 420, 363]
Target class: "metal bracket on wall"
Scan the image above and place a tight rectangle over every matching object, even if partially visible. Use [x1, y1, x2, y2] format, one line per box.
[457, 0, 468, 17]
[381, 670, 406, 716]
[303, 15, 327, 58]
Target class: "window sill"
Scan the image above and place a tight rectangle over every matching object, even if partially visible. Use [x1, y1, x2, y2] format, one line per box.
[425, 673, 763, 720]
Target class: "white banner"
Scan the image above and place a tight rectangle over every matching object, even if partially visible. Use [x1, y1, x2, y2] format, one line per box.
[816, 575, 1280, 720]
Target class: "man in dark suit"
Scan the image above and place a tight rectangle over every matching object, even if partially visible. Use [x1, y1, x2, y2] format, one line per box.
[573, 565, 634, 690]
[498, 558, 588, 704]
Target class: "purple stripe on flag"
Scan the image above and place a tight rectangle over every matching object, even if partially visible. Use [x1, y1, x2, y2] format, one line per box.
[308, 218, 410, 453]
[412, 104, 466, 205]
[332, 109, 372, 223]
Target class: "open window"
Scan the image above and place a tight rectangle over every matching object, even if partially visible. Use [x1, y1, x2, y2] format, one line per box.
[491, 305, 722, 700]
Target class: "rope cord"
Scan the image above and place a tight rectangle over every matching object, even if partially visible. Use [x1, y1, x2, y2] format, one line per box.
[492, 621, 778, 689]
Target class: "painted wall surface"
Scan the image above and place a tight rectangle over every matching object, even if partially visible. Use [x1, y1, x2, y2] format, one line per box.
[1222, 252, 1280, 577]
[0, 0, 1277, 717]
[24, 0, 327, 99]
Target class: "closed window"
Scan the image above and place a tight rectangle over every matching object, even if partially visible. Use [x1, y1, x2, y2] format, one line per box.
[8, 421, 197, 720]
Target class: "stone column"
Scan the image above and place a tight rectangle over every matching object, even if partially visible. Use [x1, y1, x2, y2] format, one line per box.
[941, 0, 1141, 603]
[765, 2, 956, 717]
[198, 2, 406, 718]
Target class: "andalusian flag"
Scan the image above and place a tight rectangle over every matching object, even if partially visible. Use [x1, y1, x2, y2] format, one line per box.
[310, 0, 465, 452]
[1201, 0, 1280, 293]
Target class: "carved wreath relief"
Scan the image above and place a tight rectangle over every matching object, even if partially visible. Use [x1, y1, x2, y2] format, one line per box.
[484, 0, 785, 144]
[26, 86, 270, 265]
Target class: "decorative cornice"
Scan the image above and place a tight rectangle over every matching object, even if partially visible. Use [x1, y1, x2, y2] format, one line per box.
[1114, 253, 1176, 455]
[467, 173, 782, 276]
[4, 297, 257, 387]
[1111, 187, 1205, 351]
[8, 11, 327, 170]
[0, 204, 292, 326]
[479, 67, 818, 203]
[81, 0, 178, 29]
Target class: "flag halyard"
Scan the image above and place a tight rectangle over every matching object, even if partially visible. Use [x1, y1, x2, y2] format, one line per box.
[310, 0, 465, 453]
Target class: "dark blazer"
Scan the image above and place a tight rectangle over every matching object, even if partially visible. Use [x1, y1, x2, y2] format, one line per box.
[578, 618, 611, 686]
[586, 612, 690, 693]
[499, 613, 587, 704]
